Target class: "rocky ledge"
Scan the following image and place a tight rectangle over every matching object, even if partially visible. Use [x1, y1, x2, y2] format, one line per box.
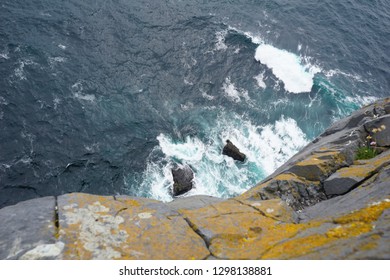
[1, 98, 390, 260]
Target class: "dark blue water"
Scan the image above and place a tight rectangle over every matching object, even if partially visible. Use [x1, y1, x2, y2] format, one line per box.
[1, 0, 389, 207]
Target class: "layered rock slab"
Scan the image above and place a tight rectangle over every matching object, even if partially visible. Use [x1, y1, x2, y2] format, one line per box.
[179, 199, 303, 259]
[238, 173, 325, 211]
[324, 149, 390, 196]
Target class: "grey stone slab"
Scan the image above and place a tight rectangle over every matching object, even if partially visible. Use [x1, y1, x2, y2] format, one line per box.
[0, 196, 57, 259]
[299, 180, 390, 222]
[364, 115, 390, 146]
[324, 175, 362, 196]
[166, 195, 223, 211]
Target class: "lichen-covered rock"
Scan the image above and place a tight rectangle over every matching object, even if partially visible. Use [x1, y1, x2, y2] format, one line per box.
[324, 149, 390, 196]
[263, 199, 390, 259]
[287, 150, 347, 182]
[238, 173, 325, 210]
[57, 193, 209, 259]
[179, 199, 304, 259]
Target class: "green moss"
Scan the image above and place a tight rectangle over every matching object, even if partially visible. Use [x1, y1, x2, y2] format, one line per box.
[356, 146, 378, 160]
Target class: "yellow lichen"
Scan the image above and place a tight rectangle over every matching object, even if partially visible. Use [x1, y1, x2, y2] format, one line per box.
[261, 199, 390, 259]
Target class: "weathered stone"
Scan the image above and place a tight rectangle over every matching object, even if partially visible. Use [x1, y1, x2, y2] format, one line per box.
[222, 140, 246, 162]
[300, 165, 390, 222]
[57, 193, 209, 259]
[236, 198, 298, 223]
[324, 149, 390, 196]
[0, 196, 57, 260]
[172, 165, 194, 196]
[364, 115, 390, 146]
[287, 150, 347, 182]
[239, 173, 325, 210]
[180, 199, 304, 259]
[262, 199, 390, 259]
[167, 195, 223, 211]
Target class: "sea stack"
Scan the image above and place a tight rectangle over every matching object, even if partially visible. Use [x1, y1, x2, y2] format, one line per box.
[222, 140, 246, 162]
[171, 165, 194, 196]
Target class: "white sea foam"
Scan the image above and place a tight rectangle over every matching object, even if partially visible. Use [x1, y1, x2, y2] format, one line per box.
[0, 53, 9, 59]
[14, 59, 35, 80]
[58, 44, 67, 50]
[227, 26, 264, 44]
[71, 82, 96, 102]
[253, 72, 267, 89]
[137, 112, 308, 202]
[255, 44, 320, 93]
[345, 95, 378, 107]
[49, 57, 66, 63]
[222, 77, 250, 103]
[215, 30, 228, 51]
[183, 78, 193, 85]
[200, 90, 215, 100]
[325, 69, 364, 82]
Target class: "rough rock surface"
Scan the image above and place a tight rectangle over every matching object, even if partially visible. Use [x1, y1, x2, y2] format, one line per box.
[0, 197, 57, 260]
[222, 140, 246, 162]
[172, 165, 194, 196]
[1, 98, 390, 259]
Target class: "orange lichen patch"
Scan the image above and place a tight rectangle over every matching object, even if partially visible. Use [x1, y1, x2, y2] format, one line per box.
[181, 200, 308, 259]
[287, 150, 346, 181]
[336, 151, 390, 179]
[236, 198, 296, 223]
[261, 199, 390, 259]
[334, 199, 390, 224]
[356, 234, 381, 251]
[209, 218, 309, 259]
[58, 193, 209, 260]
[326, 222, 372, 238]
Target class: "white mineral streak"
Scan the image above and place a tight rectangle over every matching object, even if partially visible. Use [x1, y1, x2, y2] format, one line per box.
[20, 242, 65, 260]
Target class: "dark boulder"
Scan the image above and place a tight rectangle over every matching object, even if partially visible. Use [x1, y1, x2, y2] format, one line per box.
[222, 140, 246, 162]
[172, 165, 194, 196]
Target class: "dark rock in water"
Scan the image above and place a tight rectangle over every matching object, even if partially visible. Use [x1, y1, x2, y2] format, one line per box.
[222, 140, 246, 162]
[172, 165, 194, 196]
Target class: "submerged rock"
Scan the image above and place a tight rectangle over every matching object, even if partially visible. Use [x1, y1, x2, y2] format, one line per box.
[171, 165, 194, 196]
[222, 140, 246, 162]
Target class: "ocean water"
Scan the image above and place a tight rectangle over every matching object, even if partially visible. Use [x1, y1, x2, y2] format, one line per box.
[1, 0, 389, 207]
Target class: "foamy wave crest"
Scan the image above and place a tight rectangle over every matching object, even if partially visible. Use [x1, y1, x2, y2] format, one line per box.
[345, 95, 378, 107]
[255, 44, 320, 93]
[253, 72, 267, 89]
[215, 30, 228, 51]
[135, 112, 308, 202]
[222, 77, 250, 103]
[71, 81, 96, 102]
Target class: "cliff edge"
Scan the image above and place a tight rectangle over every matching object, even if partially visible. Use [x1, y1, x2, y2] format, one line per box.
[1, 98, 390, 260]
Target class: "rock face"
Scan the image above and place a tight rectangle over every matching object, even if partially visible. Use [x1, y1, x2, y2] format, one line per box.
[1, 98, 390, 259]
[222, 140, 246, 162]
[172, 165, 194, 196]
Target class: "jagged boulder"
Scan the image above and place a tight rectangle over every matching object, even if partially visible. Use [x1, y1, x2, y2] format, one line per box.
[222, 140, 246, 162]
[172, 165, 194, 196]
